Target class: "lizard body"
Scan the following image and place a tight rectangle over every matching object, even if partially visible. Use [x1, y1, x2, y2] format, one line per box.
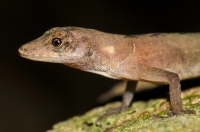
[19, 27, 199, 115]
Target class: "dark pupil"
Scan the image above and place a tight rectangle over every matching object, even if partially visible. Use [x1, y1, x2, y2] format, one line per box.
[52, 38, 62, 47]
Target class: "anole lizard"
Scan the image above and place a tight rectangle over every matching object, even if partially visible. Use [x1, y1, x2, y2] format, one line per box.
[19, 27, 198, 116]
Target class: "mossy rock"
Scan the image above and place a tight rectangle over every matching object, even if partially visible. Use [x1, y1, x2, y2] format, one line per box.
[47, 87, 200, 132]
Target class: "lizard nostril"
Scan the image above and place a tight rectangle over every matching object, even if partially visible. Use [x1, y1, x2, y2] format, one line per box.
[18, 45, 28, 54]
[22, 47, 27, 52]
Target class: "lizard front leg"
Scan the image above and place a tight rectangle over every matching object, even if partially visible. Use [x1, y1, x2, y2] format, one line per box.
[98, 65, 196, 121]
[136, 66, 196, 115]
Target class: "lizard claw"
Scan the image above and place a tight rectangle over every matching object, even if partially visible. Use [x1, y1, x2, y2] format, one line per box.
[168, 109, 196, 116]
[152, 109, 196, 119]
[96, 106, 128, 122]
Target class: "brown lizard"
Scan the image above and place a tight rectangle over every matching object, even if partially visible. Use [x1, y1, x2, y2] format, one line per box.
[18, 27, 198, 116]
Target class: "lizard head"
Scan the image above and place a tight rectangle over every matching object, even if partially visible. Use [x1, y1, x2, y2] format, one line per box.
[18, 27, 98, 68]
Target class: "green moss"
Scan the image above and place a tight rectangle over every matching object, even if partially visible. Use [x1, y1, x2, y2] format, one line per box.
[157, 110, 167, 116]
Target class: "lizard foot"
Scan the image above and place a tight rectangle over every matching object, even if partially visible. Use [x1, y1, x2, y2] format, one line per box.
[96, 106, 128, 122]
[152, 109, 196, 119]
[167, 109, 196, 116]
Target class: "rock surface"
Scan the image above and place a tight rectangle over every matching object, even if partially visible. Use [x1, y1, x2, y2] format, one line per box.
[47, 87, 200, 132]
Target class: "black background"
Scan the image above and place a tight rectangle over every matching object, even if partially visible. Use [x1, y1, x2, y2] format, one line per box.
[1, 1, 200, 132]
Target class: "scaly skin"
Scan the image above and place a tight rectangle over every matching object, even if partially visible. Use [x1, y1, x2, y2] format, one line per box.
[19, 27, 199, 116]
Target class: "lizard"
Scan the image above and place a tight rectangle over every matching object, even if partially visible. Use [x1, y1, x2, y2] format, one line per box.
[18, 27, 198, 116]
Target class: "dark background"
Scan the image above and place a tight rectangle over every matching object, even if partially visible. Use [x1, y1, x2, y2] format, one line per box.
[1, 1, 200, 132]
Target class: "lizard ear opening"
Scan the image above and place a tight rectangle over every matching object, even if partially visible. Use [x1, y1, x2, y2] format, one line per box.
[88, 48, 93, 56]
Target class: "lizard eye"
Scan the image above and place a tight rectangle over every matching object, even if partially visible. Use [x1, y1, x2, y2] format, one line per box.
[52, 38, 62, 47]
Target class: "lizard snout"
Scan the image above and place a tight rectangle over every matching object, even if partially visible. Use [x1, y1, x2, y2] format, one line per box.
[18, 45, 28, 57]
